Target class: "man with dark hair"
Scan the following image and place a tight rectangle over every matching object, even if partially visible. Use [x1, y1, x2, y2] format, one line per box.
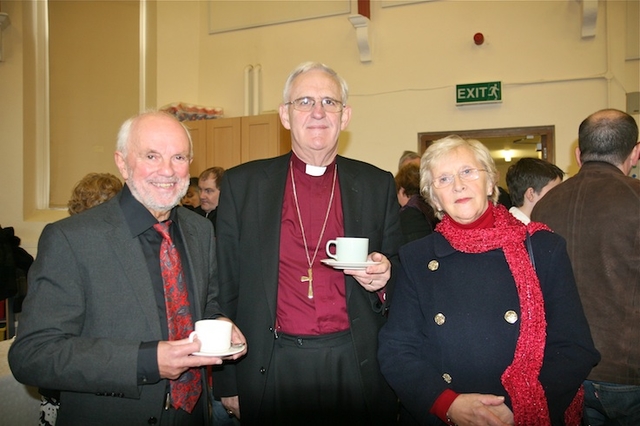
[195, 167, 225, 231]
[532, 108, 640, 425]
[505, 157, 564, 224]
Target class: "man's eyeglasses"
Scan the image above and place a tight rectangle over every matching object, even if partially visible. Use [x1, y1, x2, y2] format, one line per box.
[285, 97, 345, 113]
[432, 168, 486, 189]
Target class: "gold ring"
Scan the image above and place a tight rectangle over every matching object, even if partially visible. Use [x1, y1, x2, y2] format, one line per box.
[227, 410, 234, 416]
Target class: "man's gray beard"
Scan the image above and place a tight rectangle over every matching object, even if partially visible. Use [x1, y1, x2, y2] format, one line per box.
[127, 177, 189, 213]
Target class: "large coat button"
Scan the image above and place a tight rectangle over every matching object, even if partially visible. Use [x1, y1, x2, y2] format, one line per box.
[442, 373, 452, 384]
[434, 313, 446, 325]
[428, 260, 439, 271]
[504, 310, 518, 324]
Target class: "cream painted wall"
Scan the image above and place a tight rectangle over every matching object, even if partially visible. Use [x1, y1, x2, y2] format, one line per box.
[1, 0, 638, 253]
[48, 1, 139, 207]
[156, 1, 200, 109]
[0, 1, 45, 254]
[163, 0, 636, 176]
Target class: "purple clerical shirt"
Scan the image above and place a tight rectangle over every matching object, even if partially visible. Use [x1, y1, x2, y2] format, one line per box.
[275, 154, 350, 335]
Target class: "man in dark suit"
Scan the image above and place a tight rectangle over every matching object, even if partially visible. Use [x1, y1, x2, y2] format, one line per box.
[9, 111, 246, 425]
[214, 62, 403, 425]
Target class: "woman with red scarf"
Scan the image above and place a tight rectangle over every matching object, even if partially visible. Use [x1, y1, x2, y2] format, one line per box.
[378, 135, 600, 426]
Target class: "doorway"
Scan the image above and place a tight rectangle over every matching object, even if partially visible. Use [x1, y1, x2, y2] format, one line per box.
[417, 125, 555, 187]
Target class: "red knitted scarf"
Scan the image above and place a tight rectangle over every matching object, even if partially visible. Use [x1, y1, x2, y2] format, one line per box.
[436, 204, 582, 425]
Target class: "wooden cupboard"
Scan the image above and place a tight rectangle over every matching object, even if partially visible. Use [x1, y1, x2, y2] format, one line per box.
[184, 113, 291, 177]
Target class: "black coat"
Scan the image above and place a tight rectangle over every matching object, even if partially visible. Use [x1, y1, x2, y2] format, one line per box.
[379, 230, 600, 425]
[214, 153, 404, 425]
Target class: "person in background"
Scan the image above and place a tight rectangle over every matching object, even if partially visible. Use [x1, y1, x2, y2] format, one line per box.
[213, 62, 403, 425]
[505, 158, 564, 224]
[9, 110, 246, 425]
[67, 172, 123, 215]
[398, 150, 421, 170]
[37, 172, 124, 426]
[495, 172, 513, 210]
[532, 108, 640, 426]
[181, 177, 200, 211]
[395, 163, 437, 242]
[379, 135, 599, 426]
[195, 167, 224, 231]
[0, 225, 33, 303]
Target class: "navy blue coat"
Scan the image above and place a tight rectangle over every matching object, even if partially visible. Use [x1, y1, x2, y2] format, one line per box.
[378, 229, 600, 425]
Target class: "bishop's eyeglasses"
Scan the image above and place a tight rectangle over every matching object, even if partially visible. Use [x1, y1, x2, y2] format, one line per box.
[432, 168, 487, 189]
[285, 97, 345, 113]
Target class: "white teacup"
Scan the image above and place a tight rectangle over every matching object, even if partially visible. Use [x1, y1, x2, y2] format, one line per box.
[189, 319, 232, 353]
[325, 237, 369, 263]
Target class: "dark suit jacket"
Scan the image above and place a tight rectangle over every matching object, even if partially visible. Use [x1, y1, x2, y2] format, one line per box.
[194, 206, 217, 232]
[214, 153, 403, 424]
[9, 193, 222, 425]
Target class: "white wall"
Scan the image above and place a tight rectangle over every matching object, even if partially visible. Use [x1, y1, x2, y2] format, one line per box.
[156, 0, 637, 174]
[1, 0, 638, 252]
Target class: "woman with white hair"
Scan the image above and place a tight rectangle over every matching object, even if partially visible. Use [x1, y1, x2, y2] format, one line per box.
[378, 135, 600, 426]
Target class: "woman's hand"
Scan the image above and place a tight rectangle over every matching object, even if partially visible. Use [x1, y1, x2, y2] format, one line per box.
[448, 393, 514, 426]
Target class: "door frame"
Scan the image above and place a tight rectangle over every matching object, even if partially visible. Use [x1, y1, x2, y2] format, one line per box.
[417, 125, 556, 165]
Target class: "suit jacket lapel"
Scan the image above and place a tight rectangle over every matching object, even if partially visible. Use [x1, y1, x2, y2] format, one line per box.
[103, 200, 163, 339]
[337, 156, 364, 237]
[337, 156, 364, 302]
[176, 209, 207, 318]
[258, 154, 291, 321]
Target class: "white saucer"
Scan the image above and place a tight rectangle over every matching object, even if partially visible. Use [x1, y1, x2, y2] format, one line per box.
[192, 343, 245, 357]
[320, 259, 381, 270]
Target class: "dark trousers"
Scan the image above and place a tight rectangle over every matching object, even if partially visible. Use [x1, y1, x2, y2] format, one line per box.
[582, 380, 640, 426]
[160, 391, 208, 426]
[261, 330, 369, 426]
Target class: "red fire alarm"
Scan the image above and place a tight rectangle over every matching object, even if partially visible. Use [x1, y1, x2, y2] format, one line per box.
[473, 32, 484, 45]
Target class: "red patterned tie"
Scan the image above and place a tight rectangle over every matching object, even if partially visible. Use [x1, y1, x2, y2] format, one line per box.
[153, 221, 202, 413]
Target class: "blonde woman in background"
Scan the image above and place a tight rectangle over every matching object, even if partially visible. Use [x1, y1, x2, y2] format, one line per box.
[67, 172, 123, 216]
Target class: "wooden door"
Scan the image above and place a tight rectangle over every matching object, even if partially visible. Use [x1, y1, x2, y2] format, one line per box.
[207, 117, 242, 170]
[183, 120, 208, 177]
[241, 114, 290, 163]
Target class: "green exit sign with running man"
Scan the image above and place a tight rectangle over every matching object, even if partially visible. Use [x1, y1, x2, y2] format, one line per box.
[456, 81, 502, 105]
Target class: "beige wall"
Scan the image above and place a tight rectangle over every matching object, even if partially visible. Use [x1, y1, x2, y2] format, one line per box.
[1, 0, 638, 253]
[182, 0, 636, 174]
[48, 1, 139, 207]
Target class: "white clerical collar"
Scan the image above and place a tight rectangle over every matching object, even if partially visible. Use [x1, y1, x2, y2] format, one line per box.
[305, 164, 327, 176]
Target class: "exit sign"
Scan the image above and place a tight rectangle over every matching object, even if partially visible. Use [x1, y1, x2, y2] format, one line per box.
[456, 81, 502, 105]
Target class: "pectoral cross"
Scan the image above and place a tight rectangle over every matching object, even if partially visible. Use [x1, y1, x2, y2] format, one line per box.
[301, 268, 313, 299]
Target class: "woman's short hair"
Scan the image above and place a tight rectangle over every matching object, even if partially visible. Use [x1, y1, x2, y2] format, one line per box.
[420, 135, 499, 219]
[395, 163, 421, 197]
[68, 173, 123, 215]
